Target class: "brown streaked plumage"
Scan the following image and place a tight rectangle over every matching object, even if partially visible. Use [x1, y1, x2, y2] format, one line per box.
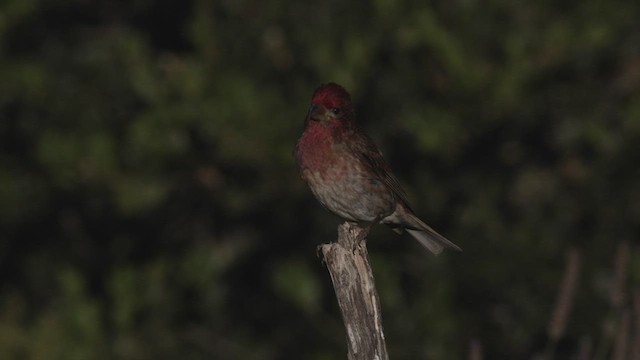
[294, 83, 460, 255]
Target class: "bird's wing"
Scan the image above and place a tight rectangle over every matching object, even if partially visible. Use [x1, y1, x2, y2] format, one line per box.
[346, 130, 413, 210]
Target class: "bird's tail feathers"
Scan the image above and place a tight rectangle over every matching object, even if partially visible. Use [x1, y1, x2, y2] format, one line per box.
[404, 214, 461, 255]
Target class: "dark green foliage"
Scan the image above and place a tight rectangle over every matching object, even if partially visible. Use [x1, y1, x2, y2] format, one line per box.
[1, 0, 639, 358]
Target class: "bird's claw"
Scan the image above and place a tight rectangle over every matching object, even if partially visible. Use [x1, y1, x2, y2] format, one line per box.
[351, 215, 381, 253]
[351, 228, 369, 253]
[352, 237, 364, 254]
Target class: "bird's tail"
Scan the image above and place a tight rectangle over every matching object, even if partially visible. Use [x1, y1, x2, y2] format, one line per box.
[403, 213, 461, 255]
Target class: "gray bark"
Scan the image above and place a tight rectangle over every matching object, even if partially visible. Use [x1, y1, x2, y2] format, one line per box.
[320, 222, 389, 360]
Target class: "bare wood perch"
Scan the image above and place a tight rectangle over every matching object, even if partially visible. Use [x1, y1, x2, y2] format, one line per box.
[320, 222, 389, 360]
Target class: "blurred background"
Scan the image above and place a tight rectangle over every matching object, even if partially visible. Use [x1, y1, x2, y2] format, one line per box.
[1, 0, 640, 359]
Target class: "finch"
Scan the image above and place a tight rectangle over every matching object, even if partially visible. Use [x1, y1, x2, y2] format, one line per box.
[294, 83, 460, 255]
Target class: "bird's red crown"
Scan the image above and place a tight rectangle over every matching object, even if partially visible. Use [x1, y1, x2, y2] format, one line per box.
[311, 83, 353, 111]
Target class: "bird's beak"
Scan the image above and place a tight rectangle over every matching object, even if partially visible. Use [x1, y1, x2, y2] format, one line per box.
[308, 104, 327, 122]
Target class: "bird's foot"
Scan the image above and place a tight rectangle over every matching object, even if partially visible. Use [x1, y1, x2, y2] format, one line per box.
[352, 229, 369, 253]
[351, 215, 383, 253]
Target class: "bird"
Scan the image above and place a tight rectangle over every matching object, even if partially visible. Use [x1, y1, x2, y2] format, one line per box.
[293, 83, 461, 255]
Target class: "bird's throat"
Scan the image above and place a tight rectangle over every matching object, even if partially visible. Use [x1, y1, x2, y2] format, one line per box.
[295, 121, 338, 171]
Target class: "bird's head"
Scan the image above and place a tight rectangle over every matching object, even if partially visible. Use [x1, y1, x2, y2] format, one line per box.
[306, 83, 355, 128]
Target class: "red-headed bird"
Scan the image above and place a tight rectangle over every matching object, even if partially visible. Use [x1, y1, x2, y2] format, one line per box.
[294, 83, 460, 255]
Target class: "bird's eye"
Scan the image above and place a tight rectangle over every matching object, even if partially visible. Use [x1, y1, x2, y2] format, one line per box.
[331, 107, 341, 115]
